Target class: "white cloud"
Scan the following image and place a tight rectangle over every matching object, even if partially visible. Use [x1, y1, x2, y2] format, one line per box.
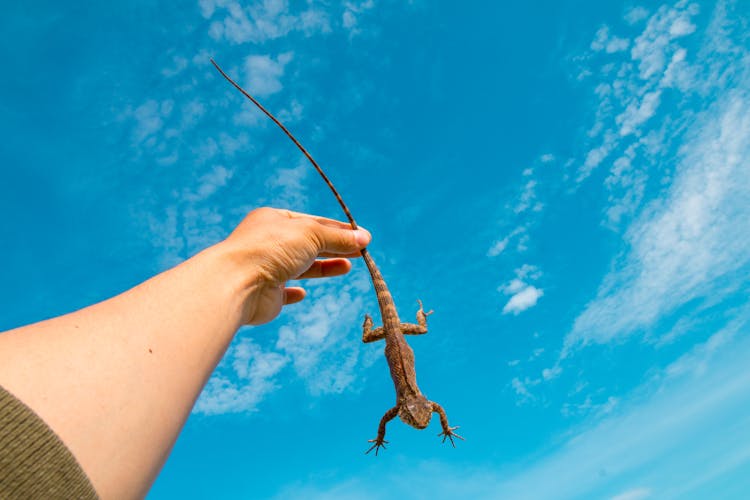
[540, 153, 555, 163]
[181, 99, 206, 129]
[631, 3, 699, 80]
[195, 336, 288, 414]
[575, 1, 703, 224]
[606, 37, 630, 53]
[190, 164, 234, 201]
[204, 0, 331, 44]
[616, 90, 661, 136]
[207, 0, 331, 44]
[561, 394, 618, 418]
[511, 376, 539, 404]
[566, 84, 750, 350]
[342, 0, 375, 36]
[500, 265, 543, 315]
[542, 364, 562, 381]
[514, 179, 539, 213]
[487, 226, 526, 257]
[625, 7, 649, 25]
[276, 267, 374, 395]
[669, 16, 696, 37]
[132, 99, 170, 143]
[591, 26, 630, 53]
[515, 263, 541, 280]
[487, 236, 510, 257]
[503, 286, 544, 315]
[342, 10, 356, 30]
[161, 55, 188, 77]
[265, 162, 309, 210]
[243, 52, 293, 97]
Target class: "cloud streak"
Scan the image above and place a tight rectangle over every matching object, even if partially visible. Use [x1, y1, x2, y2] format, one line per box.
[575, 1, 702, 226]
[565, 0, 750, 351]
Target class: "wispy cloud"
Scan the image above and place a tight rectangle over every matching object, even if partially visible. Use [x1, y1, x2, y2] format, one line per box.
[276, 267, 374, 395]
[510, 376, 540, 405]
[487, 226, 526, 257]
[565, 0, 750, 351]
[201, 0, 331, 44]
[575, 0, 703, 227]
[591, 25, 630, 53]
[243, 52, 294, 97]
[567, 70, 750, 351]
[196, 266, 377, 413]
[487, 155, 549, 258]
[131, 99, 172, 145]
[195, 336, 288, 414]
[342, 0, 375, 37]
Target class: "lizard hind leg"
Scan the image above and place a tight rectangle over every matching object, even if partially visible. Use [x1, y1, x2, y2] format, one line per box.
[362, 314, 385, 343]
[400, 300, 434, 335]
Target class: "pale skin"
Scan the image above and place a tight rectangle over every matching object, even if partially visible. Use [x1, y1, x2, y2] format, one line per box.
[0, 207, 371, 499]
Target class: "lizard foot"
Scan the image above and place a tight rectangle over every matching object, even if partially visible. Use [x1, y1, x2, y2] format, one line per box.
[363, 314, 373, 328]
[417, 300, 434, 317]
[437, 426, 464, 447]
[365, 438, 388, 456]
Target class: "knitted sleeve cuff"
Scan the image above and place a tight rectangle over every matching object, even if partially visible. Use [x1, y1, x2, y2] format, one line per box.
[0, 384, 98, 499]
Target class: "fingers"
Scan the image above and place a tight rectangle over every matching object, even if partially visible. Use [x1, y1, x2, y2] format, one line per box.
[283, 287, 306, 305]
[296, 258, 352, 279]
[311, 221, 371, 255]
[251, 207, 370, 255]
[279, 209, 370, 253]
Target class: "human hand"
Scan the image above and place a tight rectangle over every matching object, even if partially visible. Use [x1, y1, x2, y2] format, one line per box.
[220, 207, 371, 325]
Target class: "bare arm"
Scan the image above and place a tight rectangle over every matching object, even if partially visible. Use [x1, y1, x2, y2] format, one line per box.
[0, 207, 370, 499]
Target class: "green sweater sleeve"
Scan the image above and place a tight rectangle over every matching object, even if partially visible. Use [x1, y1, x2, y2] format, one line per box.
[0, 385, 98, 499]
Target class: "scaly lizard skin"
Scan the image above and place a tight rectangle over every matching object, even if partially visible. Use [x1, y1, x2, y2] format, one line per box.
[211, 59, 463, 456]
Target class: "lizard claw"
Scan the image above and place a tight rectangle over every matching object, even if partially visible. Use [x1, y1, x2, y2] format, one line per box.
[365, 438, 389, 456]
[417, 300, 434, 317]
[437, 426, 464, 447]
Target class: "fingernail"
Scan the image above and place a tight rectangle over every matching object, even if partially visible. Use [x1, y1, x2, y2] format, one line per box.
[354, 228, 371, 247]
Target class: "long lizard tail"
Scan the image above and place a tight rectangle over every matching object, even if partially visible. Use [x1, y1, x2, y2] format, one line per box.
[210, 59, 359, 230]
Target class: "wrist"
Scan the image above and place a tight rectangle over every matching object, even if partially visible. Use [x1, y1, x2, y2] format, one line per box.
[202, 239, 264, 324]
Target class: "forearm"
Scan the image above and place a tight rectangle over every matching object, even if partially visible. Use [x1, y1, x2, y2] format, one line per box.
[0, 240, 257, 499]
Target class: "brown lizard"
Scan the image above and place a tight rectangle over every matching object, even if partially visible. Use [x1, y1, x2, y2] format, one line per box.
[211, 59, 463, 455]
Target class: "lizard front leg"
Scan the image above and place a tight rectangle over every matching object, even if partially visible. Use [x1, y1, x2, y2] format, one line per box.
[366, 405, 399, 455]
[362, 314, 385, 343]
[400, 299, 434, 335]
[430, 402, 464, 447]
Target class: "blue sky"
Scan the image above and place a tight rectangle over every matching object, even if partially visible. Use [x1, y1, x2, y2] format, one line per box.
[1, 0, 750, 498]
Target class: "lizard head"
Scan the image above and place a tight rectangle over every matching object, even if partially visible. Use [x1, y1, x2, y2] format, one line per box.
[399, 395, 433, 429]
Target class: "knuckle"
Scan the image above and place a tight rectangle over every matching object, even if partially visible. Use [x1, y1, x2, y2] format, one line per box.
[300, 218, 324, 246]
[250, 206, 275, 218]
